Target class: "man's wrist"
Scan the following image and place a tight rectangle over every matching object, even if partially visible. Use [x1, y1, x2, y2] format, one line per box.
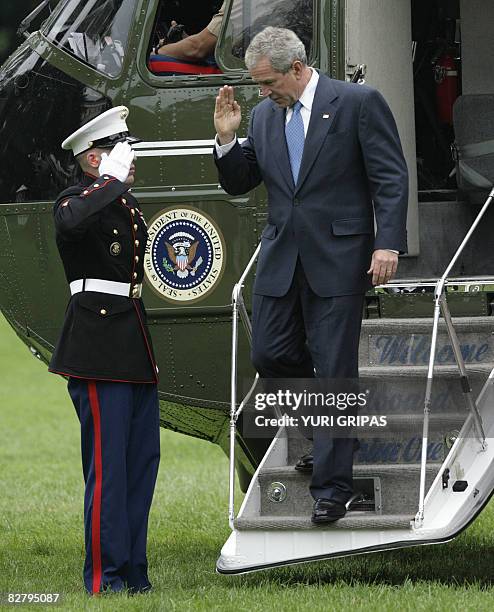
[217, 133, 235, 145]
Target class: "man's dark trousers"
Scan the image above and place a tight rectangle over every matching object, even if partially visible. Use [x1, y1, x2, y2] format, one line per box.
[251, 259, 364, 504]
[68, 379, 160, 594]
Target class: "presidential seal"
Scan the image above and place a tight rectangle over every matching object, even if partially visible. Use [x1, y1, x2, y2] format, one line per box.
[144, 206, 226, 303]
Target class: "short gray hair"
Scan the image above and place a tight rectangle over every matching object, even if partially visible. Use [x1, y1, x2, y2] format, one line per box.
[245, 27, 307, 74]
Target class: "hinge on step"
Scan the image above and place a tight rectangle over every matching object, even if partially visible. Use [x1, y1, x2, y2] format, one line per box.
[442, 468, 450, 489]
[267, 482, 287, 503]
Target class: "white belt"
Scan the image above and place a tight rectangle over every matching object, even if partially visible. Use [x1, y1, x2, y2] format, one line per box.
[70, 279, 142, 298]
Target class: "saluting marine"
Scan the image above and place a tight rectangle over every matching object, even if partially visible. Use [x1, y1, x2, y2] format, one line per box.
[49, 107, 160, 595]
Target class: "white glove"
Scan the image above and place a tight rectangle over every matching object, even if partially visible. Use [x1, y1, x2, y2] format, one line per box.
[98, 141, 135, 183]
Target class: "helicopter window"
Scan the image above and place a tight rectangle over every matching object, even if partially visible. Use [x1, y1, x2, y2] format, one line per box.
[42, 0, 136, 77]
[148, 1, 224, 76]
[222, 0, 314, 70]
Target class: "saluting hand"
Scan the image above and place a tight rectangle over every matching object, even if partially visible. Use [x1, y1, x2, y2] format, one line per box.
[367, 249, 399, 286]
[98, 142, 135, 184]
[214, 85, 242, 145]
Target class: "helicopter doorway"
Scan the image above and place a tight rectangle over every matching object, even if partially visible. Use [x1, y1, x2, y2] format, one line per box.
[408, 0, 494, 198]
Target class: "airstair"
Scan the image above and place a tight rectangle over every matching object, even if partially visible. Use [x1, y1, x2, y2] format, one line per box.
[218, 187, 494, 574]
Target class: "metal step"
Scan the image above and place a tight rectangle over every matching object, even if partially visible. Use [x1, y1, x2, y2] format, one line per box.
[234, 514, 415, 530]
[359, 363, 493, 376]
[359, 317, 494, 368]
[287, 413, 467, 466]
[258, 463, 439, 517]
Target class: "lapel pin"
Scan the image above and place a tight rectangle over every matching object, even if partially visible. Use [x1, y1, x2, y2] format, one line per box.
[322, 113, 331, 119]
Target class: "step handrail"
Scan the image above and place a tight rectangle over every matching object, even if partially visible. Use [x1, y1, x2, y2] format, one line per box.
[414, 185, 494, 528]
[229, 243, 261, 529]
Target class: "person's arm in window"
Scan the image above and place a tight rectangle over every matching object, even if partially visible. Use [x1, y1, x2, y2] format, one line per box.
[157, 1, 224, 61]
[157, 28, 217, 61]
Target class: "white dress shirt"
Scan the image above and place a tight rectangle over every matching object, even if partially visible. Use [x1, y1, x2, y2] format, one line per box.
[214, 69, 398, 254]
[215, 68, 319, 157]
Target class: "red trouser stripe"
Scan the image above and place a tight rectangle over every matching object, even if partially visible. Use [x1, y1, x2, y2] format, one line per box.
[88, 381, 103, 594]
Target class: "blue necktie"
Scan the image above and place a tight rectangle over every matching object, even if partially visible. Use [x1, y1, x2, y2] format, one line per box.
[285, 100, 305, 184]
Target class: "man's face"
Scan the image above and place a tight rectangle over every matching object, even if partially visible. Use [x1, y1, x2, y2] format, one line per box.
[249, 56, 303, 108]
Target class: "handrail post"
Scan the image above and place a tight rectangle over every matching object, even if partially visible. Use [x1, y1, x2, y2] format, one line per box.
[415, 185, 494, 528]
[228, 244, 261, 529]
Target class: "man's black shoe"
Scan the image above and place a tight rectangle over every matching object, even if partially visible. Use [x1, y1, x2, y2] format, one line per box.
[294, 453, 313, 472]
[295, 440, 360, 473]
[311, 498, 347, 523]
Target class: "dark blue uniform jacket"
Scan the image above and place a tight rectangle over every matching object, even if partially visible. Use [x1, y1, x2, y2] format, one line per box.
[49, 173, 158, 383]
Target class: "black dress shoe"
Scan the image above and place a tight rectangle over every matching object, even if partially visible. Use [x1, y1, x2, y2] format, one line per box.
[295, 439, 360, 473]
[294, 453, 313, 472]
[311, 498, 347, 523]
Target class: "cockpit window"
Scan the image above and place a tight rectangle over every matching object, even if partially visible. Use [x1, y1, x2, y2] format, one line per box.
[221, 0, 314, 70]
[42, 0, 136, 77]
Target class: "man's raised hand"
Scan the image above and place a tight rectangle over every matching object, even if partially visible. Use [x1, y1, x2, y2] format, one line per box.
[214, 85, 242, 145]
[99, 142, 135, 184]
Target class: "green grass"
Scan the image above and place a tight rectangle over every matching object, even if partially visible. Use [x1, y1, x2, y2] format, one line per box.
[1, 314, 494, 611]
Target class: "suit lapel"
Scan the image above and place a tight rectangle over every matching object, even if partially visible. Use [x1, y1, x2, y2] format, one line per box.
[295, 75, 340, 194]
[269, 103, 295, 191]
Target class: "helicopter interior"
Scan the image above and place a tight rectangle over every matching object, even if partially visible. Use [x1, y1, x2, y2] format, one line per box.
[411, 0, 494, 198]
[148, 0, 224, 75]
[147, 0, 313, 76]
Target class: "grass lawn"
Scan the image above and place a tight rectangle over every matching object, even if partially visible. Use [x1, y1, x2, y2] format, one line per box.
[1, 313, 494, 611]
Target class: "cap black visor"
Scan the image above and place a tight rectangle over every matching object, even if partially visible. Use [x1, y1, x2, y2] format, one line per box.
[92, 131, 142, 149]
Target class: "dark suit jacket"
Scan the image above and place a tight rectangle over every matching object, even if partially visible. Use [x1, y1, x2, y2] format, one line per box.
[215, 73, 408, 297]
[49, 174, 158, 383]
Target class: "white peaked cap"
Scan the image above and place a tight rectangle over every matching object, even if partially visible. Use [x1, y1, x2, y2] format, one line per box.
[61, 106, 134, 156]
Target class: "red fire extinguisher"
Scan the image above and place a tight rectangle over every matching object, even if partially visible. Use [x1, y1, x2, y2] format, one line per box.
[434, 52, 459, 125]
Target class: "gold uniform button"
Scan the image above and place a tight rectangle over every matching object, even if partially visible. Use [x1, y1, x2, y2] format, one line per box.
[122, 198, 127, 204]
[94, 184, 100, 188]
[113, 229, 119, 235]
[133, 272, 138, 279]
[135, 240, 139, 247]
[83, 190, 89, 195]
[133, 224, 138, 231]
[135, 256, 139, 263]
[131, 208, 135, 215]
[100, 309, 107, 315]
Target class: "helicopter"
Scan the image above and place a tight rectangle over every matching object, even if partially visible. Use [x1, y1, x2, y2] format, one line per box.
[1, 0, 494, 574]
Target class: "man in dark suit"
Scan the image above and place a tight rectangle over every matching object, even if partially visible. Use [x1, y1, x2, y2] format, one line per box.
[49, 107, 160, 594]
[213, 27, 408, 523]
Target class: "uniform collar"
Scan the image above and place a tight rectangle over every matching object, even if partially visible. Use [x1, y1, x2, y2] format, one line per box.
[82, 172, 98, 187]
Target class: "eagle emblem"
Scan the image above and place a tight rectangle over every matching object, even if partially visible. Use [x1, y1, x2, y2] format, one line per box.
[165, 232, 203, 279]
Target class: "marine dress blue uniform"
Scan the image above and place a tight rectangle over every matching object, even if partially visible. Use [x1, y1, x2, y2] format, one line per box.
[49, 167, 160, 594]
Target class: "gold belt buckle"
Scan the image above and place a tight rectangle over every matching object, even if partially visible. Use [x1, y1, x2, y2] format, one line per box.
[131, 284, 142, 298]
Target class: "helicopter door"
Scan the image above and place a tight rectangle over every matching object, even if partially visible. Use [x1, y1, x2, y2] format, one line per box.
[345, 0, 419, 256]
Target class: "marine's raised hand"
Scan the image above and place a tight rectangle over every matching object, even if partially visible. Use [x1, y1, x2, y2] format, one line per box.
[99, 141, 135, 184]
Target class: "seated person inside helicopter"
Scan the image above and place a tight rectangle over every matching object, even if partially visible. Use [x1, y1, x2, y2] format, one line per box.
[148, 1, 224, 75]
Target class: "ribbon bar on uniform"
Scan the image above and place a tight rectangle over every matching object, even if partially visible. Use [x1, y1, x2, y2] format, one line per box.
[70, 279, 142, 298]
